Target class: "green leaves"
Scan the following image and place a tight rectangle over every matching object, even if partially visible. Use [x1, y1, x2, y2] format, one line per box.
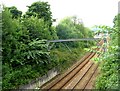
[22, 16, 53, 40]
[95, 24, 119, 89]
[2, 3, 96, 89]
[93, 25, 113, 34]
[56, 16, 94, 48]
[24, 1, 52, 25]
[2, 7, 51, 89]
[93, 13, 119, 89]
[26, 39, 49, 64]
[8, 6, 22, 19]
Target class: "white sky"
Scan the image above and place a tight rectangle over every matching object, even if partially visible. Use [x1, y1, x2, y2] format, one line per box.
[1, 0, 120, 28]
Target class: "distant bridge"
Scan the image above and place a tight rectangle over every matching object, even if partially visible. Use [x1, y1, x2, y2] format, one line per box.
[47, 38, 101, 43]
[47, 38, 101, 50]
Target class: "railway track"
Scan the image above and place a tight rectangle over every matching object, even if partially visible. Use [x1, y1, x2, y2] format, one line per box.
[41, 40, 104, 90]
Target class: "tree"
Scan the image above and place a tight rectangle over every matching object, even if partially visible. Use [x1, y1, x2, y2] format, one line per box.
[24, 1, 57, 40]
[24, 1, 52, 26]
[95, 25, 119, 89]
[93, 14, 119, 89]
[8, 6, 22, 19]
[22, 16, 52, 40]
[2, 8, 51, 89]
[2, 8, 29, 66]
[56, 17, 80, 39]
[56, 16, 94, 48]
[56, 16, 93, 39]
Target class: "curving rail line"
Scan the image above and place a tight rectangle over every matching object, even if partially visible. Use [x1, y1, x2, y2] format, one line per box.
[41, 39, 104, 90]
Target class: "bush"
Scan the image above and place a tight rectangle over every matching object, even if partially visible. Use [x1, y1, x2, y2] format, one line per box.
[94, 25, 119, 89]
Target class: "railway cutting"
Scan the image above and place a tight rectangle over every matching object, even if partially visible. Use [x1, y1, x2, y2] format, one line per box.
[41, 40, 104, 90]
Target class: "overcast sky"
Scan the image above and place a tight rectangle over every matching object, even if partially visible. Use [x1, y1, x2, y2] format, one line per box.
[1, 0, 120, 28]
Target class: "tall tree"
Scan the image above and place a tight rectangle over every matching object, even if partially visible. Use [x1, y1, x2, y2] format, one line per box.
[113, 14, 120, 34]
[24, 1, 52, 26]
[24, 1, 57, 40]
[8, 6, 22, 19]
[56, 16, 94, 48]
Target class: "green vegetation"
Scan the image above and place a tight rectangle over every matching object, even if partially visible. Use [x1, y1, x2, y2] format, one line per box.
[56, 16, 94, 48]
[94, 14, 119, 89]
[8, 6, 22, 19]
[2, 1, 94, 89]
[50, 45, 87, 73]
[2, 1, 119, 90]
[2, 7, 53, 89]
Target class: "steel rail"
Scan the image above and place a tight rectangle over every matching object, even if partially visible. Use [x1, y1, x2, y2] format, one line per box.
[47, 48, 99, 90]
[41, 40, 104, 90]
